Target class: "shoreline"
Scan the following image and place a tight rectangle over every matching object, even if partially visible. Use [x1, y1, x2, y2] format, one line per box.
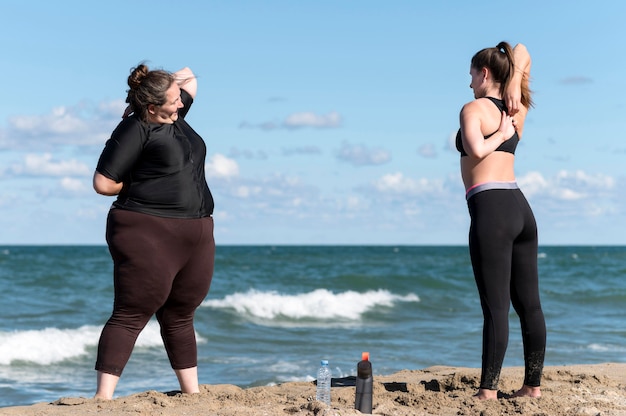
[1, 363, 624, 415]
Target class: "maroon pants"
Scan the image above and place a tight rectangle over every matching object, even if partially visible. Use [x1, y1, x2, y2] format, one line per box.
[95, 209, 215, 376]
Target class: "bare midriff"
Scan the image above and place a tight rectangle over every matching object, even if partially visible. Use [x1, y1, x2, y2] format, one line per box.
[461, 152, 516, 191]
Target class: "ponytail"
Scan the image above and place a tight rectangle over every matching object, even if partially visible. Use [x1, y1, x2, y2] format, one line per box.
[472, 41, 534, 109]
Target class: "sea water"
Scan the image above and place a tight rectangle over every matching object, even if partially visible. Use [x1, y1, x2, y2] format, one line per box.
[0, 245, 624, 407]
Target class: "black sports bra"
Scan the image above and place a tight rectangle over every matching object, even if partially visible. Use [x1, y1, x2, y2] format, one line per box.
[456, 97, 519, 157]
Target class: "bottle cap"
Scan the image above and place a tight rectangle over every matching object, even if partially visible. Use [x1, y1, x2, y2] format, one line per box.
[357, 352, 372, 378]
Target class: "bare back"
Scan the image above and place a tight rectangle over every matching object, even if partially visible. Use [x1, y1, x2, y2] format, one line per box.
[459, 97, 527, 190]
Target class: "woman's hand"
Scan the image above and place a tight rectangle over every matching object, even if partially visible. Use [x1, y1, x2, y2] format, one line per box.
[504, 82, 522, 116]
[173, 67, 197, 98]
[498, 110, 516, 140]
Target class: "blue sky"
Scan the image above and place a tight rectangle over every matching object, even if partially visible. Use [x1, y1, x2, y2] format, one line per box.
[1, 0, 625, 245]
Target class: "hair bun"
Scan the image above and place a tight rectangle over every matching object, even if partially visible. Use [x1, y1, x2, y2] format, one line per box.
[127, 64, 149, 90]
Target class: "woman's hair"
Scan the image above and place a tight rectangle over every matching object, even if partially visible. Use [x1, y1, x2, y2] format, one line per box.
[125, 63, 175, 121]
[471, 41, 534, 109]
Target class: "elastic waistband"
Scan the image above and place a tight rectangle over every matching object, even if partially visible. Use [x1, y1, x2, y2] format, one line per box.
[466, 181, 518, 200]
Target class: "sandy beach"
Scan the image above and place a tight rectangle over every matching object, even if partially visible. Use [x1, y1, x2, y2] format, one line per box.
[0, 363, 624, 415]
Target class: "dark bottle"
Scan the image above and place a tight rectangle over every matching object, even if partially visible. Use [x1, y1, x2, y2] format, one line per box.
[354, 352, 373, 414]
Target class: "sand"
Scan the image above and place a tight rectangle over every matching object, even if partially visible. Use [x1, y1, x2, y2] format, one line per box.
[1, 363, 624, 415]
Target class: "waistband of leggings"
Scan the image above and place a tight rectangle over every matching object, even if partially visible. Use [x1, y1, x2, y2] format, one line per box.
[466, 181, 518, 200]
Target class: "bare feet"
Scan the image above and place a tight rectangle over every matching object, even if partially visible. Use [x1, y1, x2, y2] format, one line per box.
[512, 385, 541, 398]
[474, 388, 498, 400]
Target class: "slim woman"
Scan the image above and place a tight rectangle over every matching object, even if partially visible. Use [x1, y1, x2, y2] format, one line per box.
[93, 64, 215, 399]
[456, 42, 546, 400]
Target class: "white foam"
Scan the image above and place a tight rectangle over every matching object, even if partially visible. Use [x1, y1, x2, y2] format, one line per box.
[0, 325, 101, 365]
[0, 320, 203, 365]
[588, 343, 626, 353]
[201, 288, 419, 323]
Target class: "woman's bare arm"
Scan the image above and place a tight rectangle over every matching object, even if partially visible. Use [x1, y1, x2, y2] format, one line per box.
[93, 171, 123, 196]
[505, 43, 532, 115]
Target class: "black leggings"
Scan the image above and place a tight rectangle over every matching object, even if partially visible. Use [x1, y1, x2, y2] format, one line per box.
[467, 186, 546, 390]
[95, 209, 215, 376]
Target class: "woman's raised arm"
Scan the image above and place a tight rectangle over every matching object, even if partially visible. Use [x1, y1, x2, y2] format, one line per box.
[505, 43, 532, 115]
[173, 67, 197, 99]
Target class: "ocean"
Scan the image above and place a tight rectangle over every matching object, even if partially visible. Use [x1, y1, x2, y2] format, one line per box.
[0, 245, 624, 408]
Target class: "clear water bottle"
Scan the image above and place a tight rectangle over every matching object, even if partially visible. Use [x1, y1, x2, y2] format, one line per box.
[316, 359, 332, 406]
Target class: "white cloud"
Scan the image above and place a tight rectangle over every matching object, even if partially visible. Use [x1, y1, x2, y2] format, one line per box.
[282, 146, 322, 156]
[228, 147, 269, 160]
[325, 195, 371, 218]
[206, 154, 240, 179]
[233, 185, 262, 198]
[239, 121, 279, 131]
[283, 111, 341, 129]
[371, 172, 442, 195]
[60, 177, 88, 193]
[11, 106, 84, 135]
[208, 169, 320, 218]
[239, 111, 343, 130]
[336, 142, 391, 166]
[555, 170, 615, 189]
[447, 131, 459, 153]
[515, 169, 621, 223]
[1, 99, 125, 150]
[344, 196, 365, 211]
[418, 143, 437, 158]
[11, 153, 91, 177]
[519, 170, 615, 201]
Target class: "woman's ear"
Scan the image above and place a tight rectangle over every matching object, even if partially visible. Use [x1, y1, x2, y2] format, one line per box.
[147, 104, 156, 115]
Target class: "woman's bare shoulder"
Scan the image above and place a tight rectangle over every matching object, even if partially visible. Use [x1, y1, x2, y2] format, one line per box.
[461, 98, 493, 116]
